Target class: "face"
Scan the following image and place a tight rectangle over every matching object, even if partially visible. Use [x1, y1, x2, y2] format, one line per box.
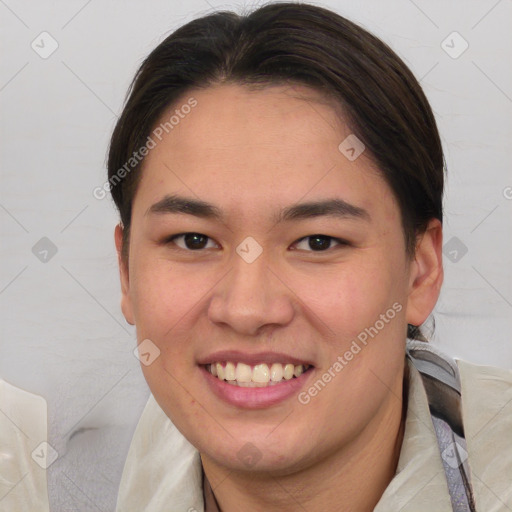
[117, 83, 441, 475]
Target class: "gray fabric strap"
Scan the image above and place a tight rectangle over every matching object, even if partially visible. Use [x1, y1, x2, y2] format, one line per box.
[406, 340, 476, 512]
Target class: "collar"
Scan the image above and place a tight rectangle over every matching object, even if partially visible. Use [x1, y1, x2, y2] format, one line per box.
[115, 356, 512, 511]
[199, 360, 454, 512]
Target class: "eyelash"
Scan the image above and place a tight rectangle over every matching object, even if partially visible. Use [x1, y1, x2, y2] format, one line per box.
[165, 233, 349, 252]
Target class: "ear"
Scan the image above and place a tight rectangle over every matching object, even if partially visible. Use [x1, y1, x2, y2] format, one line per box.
[115, 224, 135, 325]
[406, 219, 443, 327]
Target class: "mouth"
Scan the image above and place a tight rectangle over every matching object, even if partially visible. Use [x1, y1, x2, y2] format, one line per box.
[198, 351, 315, 408]
[205, 361, 313, 387]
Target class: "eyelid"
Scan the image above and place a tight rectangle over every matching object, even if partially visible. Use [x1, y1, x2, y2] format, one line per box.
[291, 235, 349, 251]
[165, 232, 220, 250]
[162, 233, 349, 252]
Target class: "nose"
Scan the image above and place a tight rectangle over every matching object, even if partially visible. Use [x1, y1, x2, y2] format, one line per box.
[208, 251, 295, 336]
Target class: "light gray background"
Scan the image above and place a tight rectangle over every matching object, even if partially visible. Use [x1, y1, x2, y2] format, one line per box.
[1, 0, 511, 510]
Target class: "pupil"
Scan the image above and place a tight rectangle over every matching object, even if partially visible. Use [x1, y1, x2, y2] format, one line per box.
[185, 233, 207, 250]
[309, 235, 330, 251]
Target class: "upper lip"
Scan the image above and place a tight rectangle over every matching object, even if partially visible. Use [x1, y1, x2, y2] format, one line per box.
[197, 350, 314, 367]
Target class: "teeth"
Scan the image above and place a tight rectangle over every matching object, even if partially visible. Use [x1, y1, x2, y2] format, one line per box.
[252, 364, 270, 383]
[235, 362, 252, 383]
[284, 364, 295, 380]
[216, 363, 225, 380]
[207, 361, 310, 386]
[225, 362, 236, 381]
[270, 363, 283, 382]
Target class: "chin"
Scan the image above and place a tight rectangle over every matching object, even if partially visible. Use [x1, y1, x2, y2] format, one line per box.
[198, 424, 316, 475]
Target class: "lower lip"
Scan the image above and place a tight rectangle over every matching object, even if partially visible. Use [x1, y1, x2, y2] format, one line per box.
[201, 366, 314, 409]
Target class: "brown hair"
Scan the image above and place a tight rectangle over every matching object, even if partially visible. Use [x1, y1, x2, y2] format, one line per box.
[107, 2, 444, 339]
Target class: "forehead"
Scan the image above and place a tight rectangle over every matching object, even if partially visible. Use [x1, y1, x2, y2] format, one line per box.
[152, 83, 348, 160]
[135, 83, 397, 224]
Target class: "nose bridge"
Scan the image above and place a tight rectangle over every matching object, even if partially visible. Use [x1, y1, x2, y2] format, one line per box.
[208, 249, 294, 334]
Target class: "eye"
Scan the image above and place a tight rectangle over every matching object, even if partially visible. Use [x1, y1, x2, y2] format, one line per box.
[293, 235, 347, 252]
[165, 233, 345, 252]
[167, 232, 218, 251]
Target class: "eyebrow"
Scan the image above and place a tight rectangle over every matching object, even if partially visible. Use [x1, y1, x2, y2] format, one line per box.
[146, 194, 370, 223]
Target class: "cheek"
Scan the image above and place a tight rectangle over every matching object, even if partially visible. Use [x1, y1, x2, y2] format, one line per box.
[295, 257, 406, 342]
[129, 254, 210, 338]
[129, 256, 208, 428]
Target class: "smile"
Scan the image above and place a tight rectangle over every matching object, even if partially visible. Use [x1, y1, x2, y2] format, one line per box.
[206, 362, 312, 387]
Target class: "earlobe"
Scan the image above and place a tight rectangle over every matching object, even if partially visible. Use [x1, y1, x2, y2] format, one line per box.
[115, 224, 135, 325]
[405, 219, 444, 327]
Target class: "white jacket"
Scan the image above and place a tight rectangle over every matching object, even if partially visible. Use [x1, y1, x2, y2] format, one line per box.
[115, 346, 512, 511]
[0, 378, 49, 511]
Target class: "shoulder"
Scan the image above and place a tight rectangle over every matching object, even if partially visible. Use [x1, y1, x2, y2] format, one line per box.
[116, 395, 204, 512]
[456, 358, 512, 438]
[456, 360, 512, 511]
[457, 358, 512, 388]
[457, 358, 512, 426]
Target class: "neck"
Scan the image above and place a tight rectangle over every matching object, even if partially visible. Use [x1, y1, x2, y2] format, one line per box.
[202, 365, 408, 512]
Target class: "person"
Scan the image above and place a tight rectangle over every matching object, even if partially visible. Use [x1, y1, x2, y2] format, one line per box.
[108, 3, 512, 511]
